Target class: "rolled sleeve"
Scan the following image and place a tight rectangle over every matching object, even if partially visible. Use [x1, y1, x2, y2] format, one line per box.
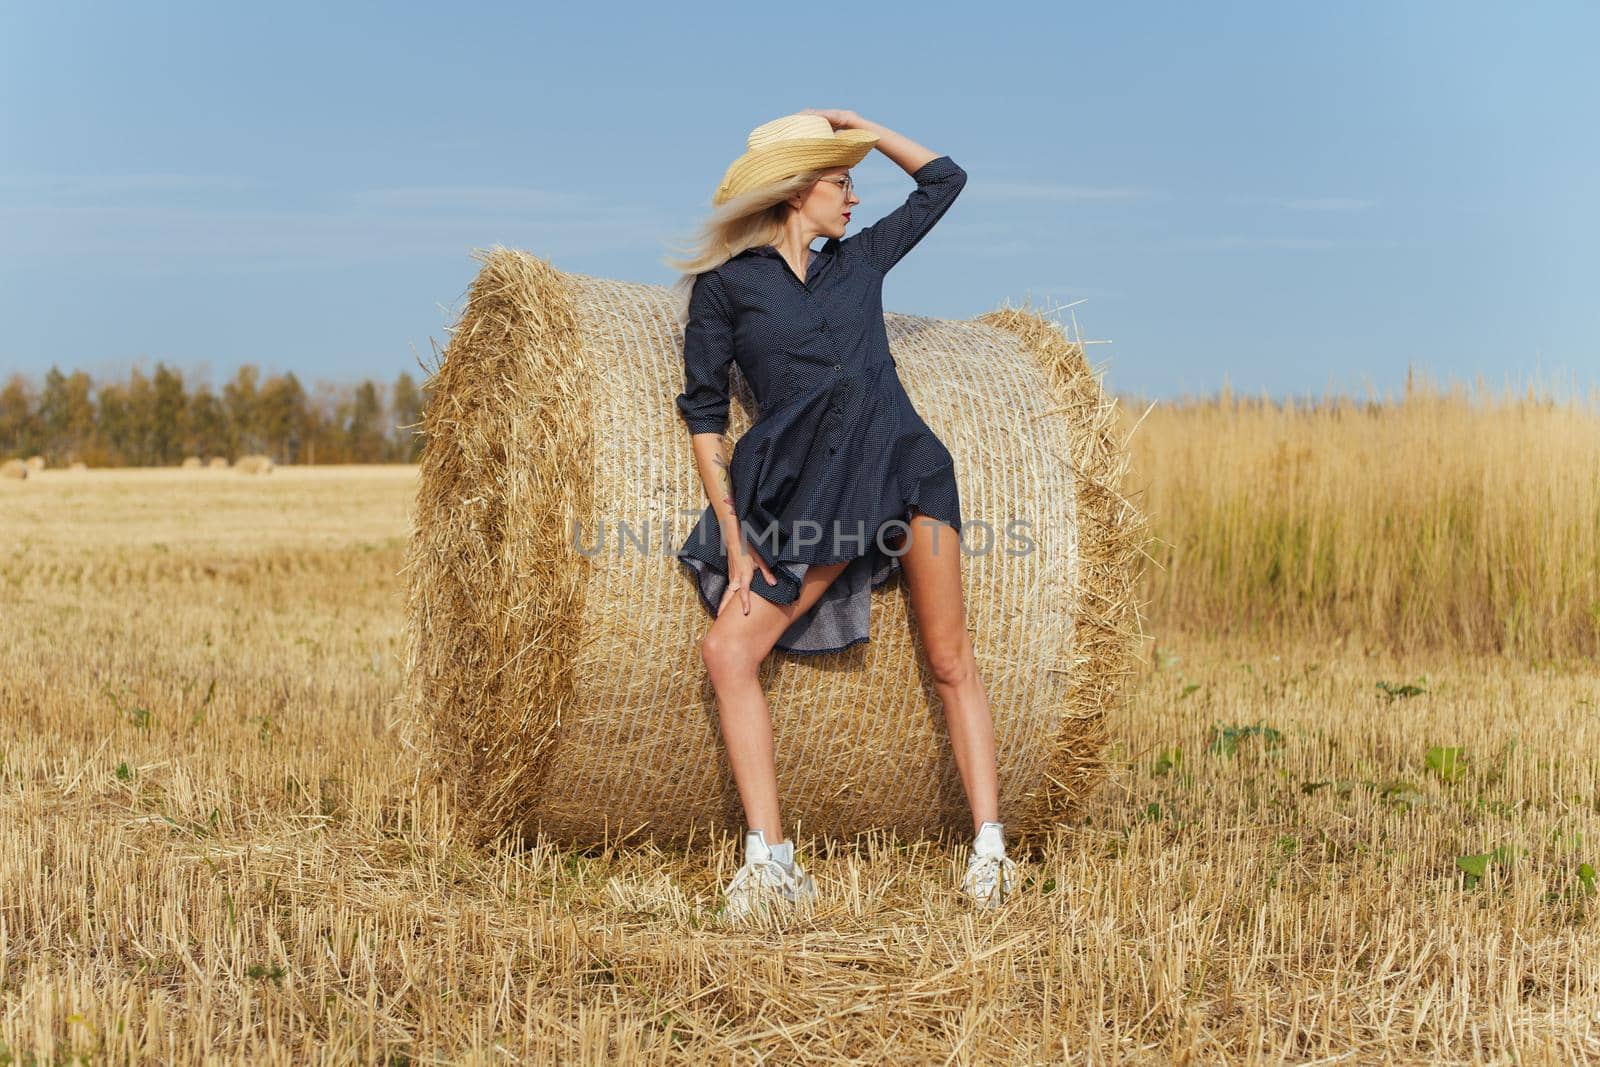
[845, 154, 968, 275]
[675, 269, 736, 436]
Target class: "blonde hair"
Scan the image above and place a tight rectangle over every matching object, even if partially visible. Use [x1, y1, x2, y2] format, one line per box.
[660, 168, 829, 327]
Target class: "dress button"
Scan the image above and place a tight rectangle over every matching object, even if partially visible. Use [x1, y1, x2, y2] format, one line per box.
[833, 363, 843, 371]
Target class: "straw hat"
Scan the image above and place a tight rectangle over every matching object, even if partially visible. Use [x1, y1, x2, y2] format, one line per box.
[713, 113, 879, 207]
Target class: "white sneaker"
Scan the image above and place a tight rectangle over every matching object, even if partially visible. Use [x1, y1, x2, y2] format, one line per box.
[719, 829, 817, 922]
[960, 821, 1019, 909]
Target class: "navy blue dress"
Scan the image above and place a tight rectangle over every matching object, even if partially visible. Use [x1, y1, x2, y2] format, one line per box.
[675, 154, 968, 655]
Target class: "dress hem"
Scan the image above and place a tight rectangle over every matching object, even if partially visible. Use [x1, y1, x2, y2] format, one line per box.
[675, 464, 962, 655]
[677, 554, 901, 656]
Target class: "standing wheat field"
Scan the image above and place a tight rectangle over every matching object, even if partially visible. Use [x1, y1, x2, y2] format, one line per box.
[2, 391, 1597, 1061]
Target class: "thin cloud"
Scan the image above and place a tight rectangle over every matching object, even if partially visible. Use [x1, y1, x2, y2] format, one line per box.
[0, 173, 260, 196]
[1186, 234, 1403, 250]
[1210, 234, 1343, 250]
[1018, 282, 1125, 303]
[2, 172, 606, 216]
[977, 180, 1165, 202]
[1283, 197, 1377, 212]
[350, 185, 591, 212]
[939, 238, 1036, 258]
[0, 198, 663, 261]
[849, 167, 1161, 204]
[1223, 192, 1379, 212]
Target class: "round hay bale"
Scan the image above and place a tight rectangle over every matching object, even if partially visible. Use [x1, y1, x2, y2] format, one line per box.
[403, 247, 1147, 854]
[181, 456, 203, 469]
[25, 455, 45, 471]
[2, 459, 28, 481]
[208, 457, 230, 469]
[68, 460, 88, 471]
[235, 454, 274, 475]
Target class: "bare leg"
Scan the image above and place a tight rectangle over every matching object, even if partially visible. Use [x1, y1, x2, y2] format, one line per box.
[699, 559, 851, 845]
[894, 510, 1000, 832]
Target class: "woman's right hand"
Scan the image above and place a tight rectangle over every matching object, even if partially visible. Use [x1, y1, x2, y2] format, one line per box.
[720, 533, 778, 617]
[801, 107, 863, 131]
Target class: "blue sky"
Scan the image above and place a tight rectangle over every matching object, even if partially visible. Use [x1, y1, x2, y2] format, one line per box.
[3, 1, 1596, 401]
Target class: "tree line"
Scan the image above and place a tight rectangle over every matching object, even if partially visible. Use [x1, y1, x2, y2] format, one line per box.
[0, 364, 429, 467]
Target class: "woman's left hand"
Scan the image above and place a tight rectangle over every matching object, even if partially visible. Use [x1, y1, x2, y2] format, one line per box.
[801, 108, 861, 131]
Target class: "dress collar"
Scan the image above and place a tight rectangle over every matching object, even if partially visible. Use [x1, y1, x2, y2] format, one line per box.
[745, 236, 839, 259]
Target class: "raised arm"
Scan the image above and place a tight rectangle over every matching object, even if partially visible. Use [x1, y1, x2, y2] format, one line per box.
[845, 154, 967, 275]
[808, 111, 968, 275]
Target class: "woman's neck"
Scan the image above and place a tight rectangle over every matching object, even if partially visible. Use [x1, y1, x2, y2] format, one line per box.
[769, 220, 822, 261]
[767, 232, 819, 277]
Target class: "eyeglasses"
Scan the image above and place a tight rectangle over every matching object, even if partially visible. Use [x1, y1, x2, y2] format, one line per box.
[817, 173, 854, 198]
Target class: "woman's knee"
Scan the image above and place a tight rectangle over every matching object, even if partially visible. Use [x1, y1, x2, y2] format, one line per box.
[701, 627, 760, 681]
[925, 635, 976, 688]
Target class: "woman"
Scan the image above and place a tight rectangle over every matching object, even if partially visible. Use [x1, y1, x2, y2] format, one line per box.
[666, 110, 1019, 919]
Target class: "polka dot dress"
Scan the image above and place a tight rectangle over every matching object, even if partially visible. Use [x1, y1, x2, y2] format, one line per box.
[675, 154, 968, 655]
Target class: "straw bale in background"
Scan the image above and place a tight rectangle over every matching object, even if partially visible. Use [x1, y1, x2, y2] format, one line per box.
[403, 247, 1146, 854]
[2, 459, 28, 481]
[235, 455, 275, 475]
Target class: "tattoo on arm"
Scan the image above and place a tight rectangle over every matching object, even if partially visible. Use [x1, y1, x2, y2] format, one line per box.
[713, 445, 734, 510]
